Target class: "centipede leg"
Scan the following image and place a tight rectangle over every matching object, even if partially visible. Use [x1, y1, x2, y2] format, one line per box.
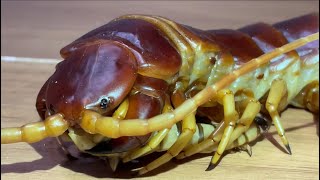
[177, 89, 238, 161]
[227, 99, 261, 147]
[177, 98, 259, 163]
[112, 98, 129, 119]
[108, 99, 129, 171]
[123, 129, 170, 163]
[138, 112, 196, 175]
[123, 99, 173, 163]
[266, 79, 291, 154]
[176, 122, 224, 159]
[225, 123, 261, 151]
[206, 89, 239, 170]
[199, 123, 261, 154]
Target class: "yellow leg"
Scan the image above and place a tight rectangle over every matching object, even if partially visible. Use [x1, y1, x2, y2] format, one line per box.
[92, 99, 130, 144]
[266, 79, 291, 154]
[199, 122, 262, 154]
[226, 123, 261, 151]
[138, 112, 196, 175]
[109, 99, 130, 172]
[176, 89, 234, 160]
[176, 121, 225, 159]
[227, 99, 261, 147]
[177, 89, 238, 162]
[207, 89, 239, 170]
[123, 128, 170, 163]
[122, 97, 174, 163]
[112, 98, 129, 119]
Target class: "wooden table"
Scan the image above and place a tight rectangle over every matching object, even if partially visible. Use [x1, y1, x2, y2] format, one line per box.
[1, 1, 319, 179]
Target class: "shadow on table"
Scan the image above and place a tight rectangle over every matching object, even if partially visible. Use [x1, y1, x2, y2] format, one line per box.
[1, 137, 209, 178]
[264, 112, 318, 154]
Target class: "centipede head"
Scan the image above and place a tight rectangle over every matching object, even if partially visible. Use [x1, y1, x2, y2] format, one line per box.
[32, 39, 150, 163]
[36, 39, 138, 124]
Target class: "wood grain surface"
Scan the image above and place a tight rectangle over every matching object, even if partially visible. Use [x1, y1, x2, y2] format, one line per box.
[1, 1, 319, 180]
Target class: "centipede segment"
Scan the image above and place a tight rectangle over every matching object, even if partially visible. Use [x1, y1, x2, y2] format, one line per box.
[1, 114, 68, 144]
[1, 13, 319, 175]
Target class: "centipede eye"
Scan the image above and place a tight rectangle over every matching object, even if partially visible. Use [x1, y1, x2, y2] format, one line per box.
[100, 98, 109, 109]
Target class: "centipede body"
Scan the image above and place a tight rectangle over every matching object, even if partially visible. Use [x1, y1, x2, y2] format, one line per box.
[1, 6, 314, 178]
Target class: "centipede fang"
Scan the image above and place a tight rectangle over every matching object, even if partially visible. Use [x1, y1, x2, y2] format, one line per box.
[1, 13, 319, 175]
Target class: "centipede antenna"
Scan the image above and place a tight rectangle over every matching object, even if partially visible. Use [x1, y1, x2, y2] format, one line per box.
[1, 114, 69, 144]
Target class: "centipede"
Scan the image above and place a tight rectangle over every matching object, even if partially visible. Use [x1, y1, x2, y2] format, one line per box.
[1, 13, 319, 176]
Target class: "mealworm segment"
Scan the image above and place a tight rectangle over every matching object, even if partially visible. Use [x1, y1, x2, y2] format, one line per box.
[1, 13, 319, 175]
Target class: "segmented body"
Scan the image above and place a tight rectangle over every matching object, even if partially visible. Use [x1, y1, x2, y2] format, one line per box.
[61, 13, 318, 123]
[58, 13, 318, 169]
[123, 14, 318, 109]
[1, 13, 319, 175]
